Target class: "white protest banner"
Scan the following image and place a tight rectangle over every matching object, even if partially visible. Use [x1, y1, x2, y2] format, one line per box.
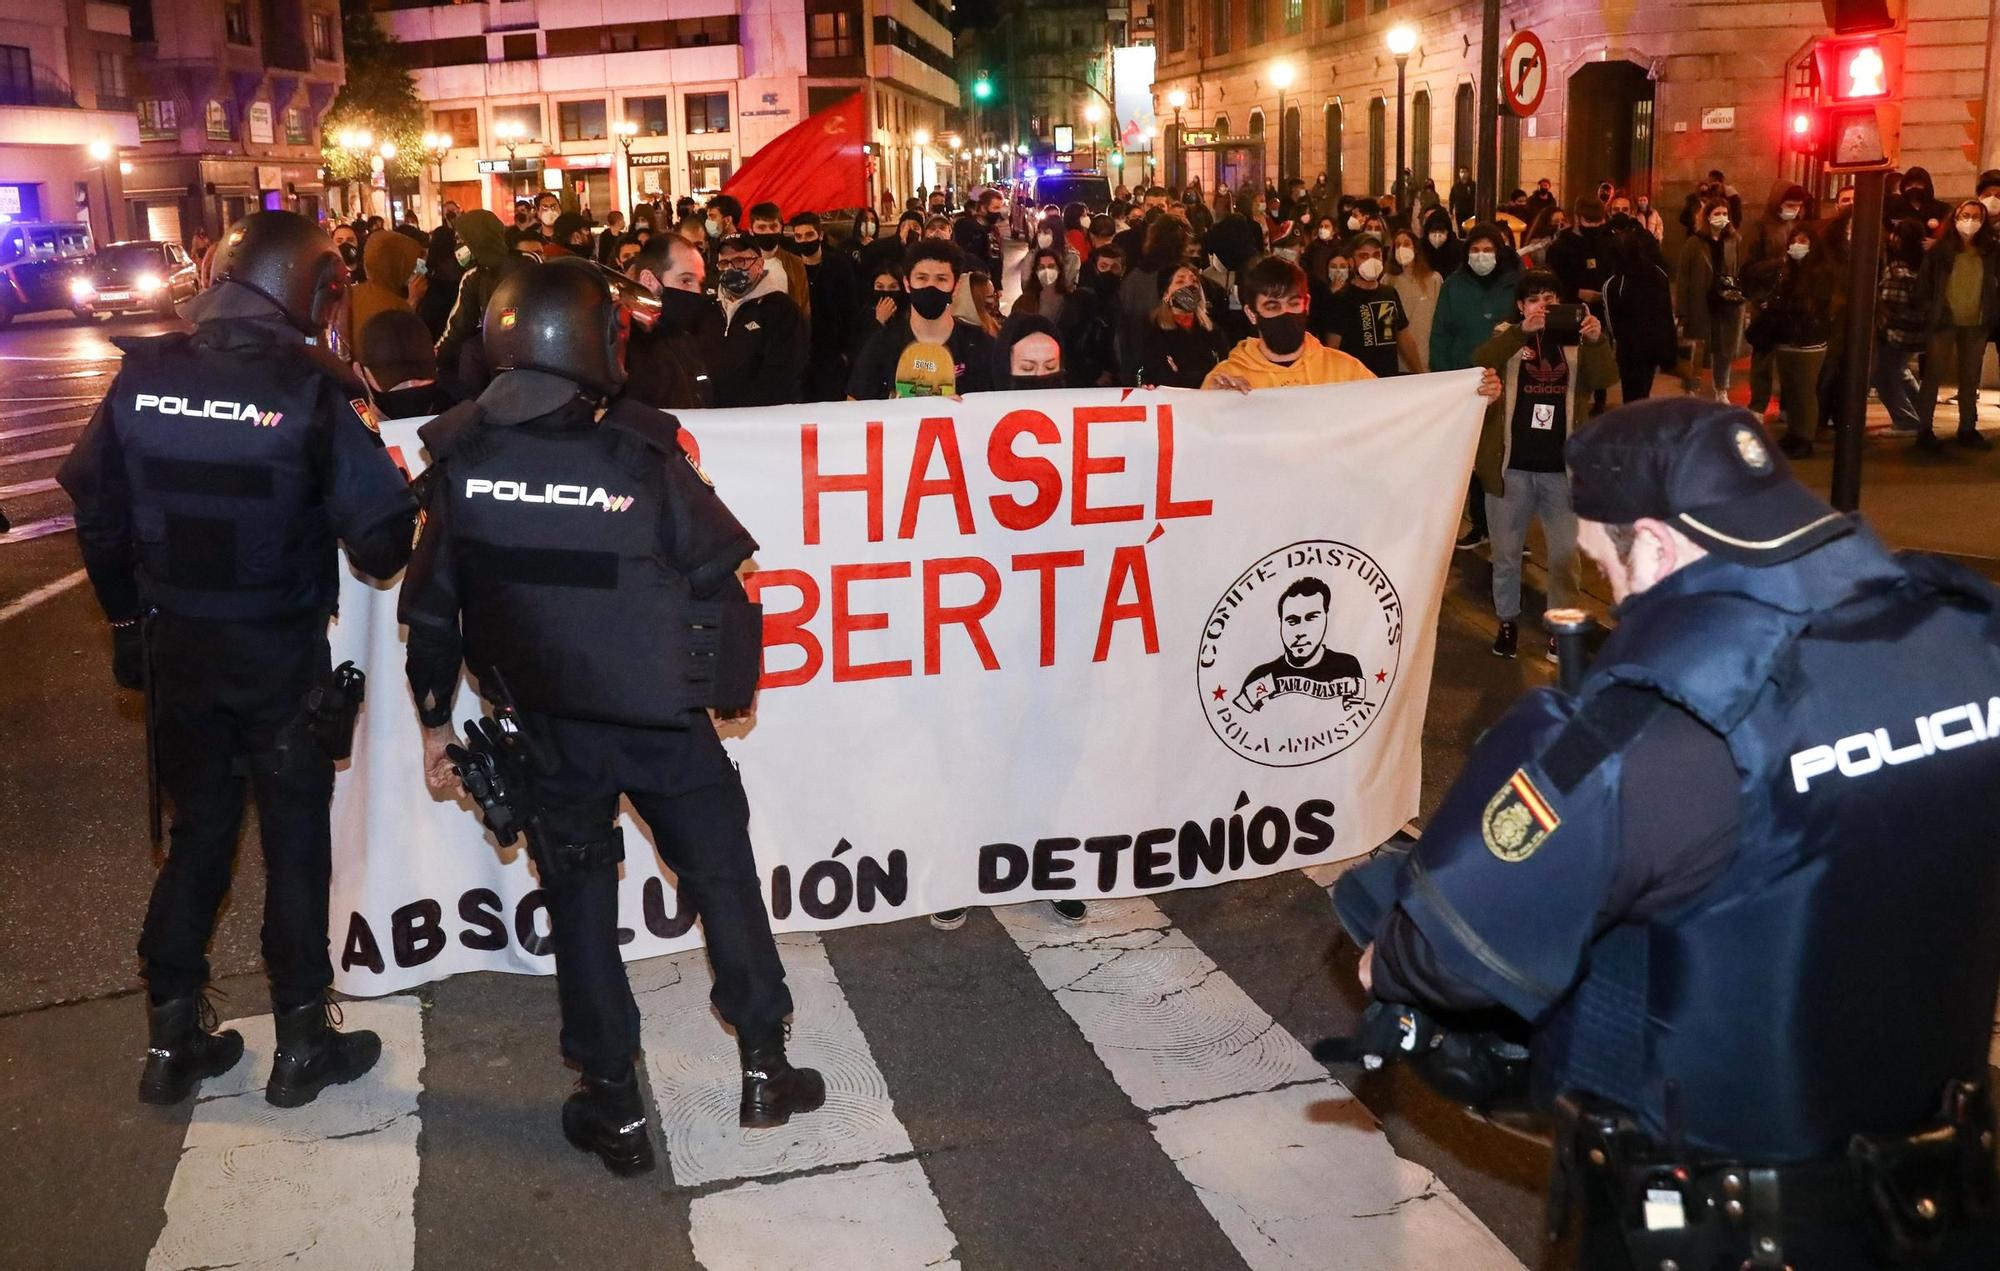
[328, 373, 1487, 995]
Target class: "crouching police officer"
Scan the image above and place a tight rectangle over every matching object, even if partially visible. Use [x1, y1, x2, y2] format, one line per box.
[1335, 396, 2000, 1269]
[57, 211, 418, 1107]
[398, 257, 823, 1177]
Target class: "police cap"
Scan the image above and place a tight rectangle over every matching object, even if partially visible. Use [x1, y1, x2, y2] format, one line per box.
[212, 210, 348, 334]
[1565, 397, 1851, 564]
[482, 257, 626, 394]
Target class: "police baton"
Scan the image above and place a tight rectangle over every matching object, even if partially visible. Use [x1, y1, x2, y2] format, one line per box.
[1546, 608, 1593, 696]
[142, 612, 162, 846]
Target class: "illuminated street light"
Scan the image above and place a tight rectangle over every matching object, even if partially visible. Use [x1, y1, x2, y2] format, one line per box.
[88, 139, 112, 162]
[377, 140, 397, 160]
[1167, 88, 1188, 111]
[913, 127, 932, 147]
[1268, 62, 1296, 186]
[1386, 24, 1418, 206]
[1084, 103, 1105, 125]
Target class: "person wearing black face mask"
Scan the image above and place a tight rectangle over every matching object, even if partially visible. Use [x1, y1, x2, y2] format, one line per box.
[853, 268, 907, 365]
[702, 234, 806, 406]
[1141, 264, 1232, 389]
[992, 312, 1068, 392]
[847, 242, 995, 398]
[622, 236, 721, 410]
[787, 210, 860, 401]
[950, 189, 1006, 285]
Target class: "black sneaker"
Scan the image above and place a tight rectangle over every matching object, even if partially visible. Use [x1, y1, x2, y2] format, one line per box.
[1050, 899, 1088, 924]
[1455, 526, 1488, 551]
[1778, 434, 1813, 460]
[1914, 431, 1946, 454]
[1491, 621, 1519, 659]
[929, 908, 967, 931]
[1956, 430, 1994, 452]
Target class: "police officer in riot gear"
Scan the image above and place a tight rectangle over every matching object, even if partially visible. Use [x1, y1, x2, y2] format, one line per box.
[1335, 396, 2000, 1269]
[398, 256, 823, 1177]
[57, 210, 418, 1107]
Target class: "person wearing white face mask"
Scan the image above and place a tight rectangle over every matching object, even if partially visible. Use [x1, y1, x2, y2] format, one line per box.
[1910, 200, 2000, 452]
[1675, 198, 1746, 403]
[1750, 226, 1834, 459]
[1433, 224, 1524, 549]
[1319, 235, 1417, 378]
[1386, 228, 1439, 374]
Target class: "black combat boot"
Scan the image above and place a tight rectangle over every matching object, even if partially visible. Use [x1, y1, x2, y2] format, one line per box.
[138, 994, 245, 1105]
[266, 997, 381, 1108]
[739, 1027, 826, 1129]
[561, 1069, 656, 1176]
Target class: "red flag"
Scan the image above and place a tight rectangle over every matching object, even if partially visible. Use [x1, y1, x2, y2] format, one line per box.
[720, 91, 869, 212]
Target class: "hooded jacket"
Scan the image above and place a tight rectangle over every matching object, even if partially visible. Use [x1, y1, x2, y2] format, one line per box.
[1429, 228, 1523, 373]
[1199, 332, 1373, 390]
[340, 228, 421, 358]
[707, 265, 806, 407]
[1885, 166, 1950, 237]
[435, 209, 527, 395]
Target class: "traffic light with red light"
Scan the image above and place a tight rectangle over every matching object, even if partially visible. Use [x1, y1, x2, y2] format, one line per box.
[1814, 33, 1905, 170]
[1787, 102, 1822, 155]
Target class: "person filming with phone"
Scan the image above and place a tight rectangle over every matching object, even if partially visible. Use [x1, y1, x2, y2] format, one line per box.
[1471, 271, 1617, 662]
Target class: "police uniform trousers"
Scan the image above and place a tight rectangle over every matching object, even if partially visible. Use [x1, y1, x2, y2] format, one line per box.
[530, 711, 792, 1080]
[139, 612, 335, 1008]
[1578, 1195, 2000, 1271]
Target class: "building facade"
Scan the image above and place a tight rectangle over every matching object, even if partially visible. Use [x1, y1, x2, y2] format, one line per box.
[1153, 0, 2000, 228]
[116, 0, 346, 244]
[0, 2, 142, 241]
[374, 0, 958, 219]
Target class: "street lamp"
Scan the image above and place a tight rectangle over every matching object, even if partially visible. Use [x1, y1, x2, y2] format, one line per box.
[1386, 23, 1418, 208]
[86, 139, 116, 241]
[495, 119, 524, 162]
[1166, 88, 1187, 189]
[335, 128, 375, 219]
[612, 118, 639, 213]
[1268, 61, 1295, 188]
[1084, 102, 1104, 171]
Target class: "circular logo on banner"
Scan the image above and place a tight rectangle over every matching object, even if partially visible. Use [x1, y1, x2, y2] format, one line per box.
[1196, 541, 1404, 768]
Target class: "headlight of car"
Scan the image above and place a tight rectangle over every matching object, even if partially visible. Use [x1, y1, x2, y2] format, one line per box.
[136, 273, 162, 295]
[69, 276, 96, 300]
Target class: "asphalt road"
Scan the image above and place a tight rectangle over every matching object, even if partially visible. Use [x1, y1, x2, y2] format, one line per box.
[0, 307, 1580, 1270]
[4, 295, 1991, 1271]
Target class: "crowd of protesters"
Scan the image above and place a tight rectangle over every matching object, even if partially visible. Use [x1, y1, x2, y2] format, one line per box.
[120, 165, 1998, 672]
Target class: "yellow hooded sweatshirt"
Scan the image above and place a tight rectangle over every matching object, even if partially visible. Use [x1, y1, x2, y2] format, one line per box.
[1200, 333, 1375, 390]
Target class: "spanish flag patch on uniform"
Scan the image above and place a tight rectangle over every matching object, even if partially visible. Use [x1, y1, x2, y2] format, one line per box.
[349, 398, 382, 433]
[1482, 768, 1561, 862]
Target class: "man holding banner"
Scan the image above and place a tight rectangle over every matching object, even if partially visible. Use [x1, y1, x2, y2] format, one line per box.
[398, 259, 825, 1177]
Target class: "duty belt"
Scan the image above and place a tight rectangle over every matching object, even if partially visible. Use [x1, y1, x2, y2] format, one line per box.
[1552, 1080, 1998, 1268]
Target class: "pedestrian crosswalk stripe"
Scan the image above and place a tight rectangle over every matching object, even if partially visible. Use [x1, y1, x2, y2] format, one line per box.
[688, 1158, 961, 1270]
[146, 998, 424, 1271]
[994, 899, 1522, 1270]
[0, 445, 73, 468]
[635, 932, 961, 1267]
[634, 933, 922, 1189]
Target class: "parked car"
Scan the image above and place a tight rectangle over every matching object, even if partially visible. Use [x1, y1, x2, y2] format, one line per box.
[0, 221, 95, 328]
[1026, 171, 1112, 216]
[71, 239, 200, 319]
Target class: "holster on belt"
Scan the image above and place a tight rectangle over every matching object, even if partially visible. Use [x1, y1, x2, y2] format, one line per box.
[232, 660, 366, 776]
[1551, 1079, 1999, 1268]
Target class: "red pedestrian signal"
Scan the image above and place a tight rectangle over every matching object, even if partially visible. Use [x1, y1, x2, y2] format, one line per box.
[1814, 34, 1905, 171]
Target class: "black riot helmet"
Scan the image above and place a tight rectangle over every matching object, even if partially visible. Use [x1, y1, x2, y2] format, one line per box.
[481, 257, 626, 394]
[212, 210, 349, 335]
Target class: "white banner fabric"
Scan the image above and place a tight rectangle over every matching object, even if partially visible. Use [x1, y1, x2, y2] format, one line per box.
[328, 374, 1487, 995]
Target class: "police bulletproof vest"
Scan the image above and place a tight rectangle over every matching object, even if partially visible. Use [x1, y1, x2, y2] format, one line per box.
[111, 332, 340, 620]
[1540, 533, 2000, 1162]
[428, 401, 760, 726]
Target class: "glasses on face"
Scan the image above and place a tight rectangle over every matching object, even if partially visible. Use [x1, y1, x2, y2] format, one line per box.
[717, 255, 758, 270]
